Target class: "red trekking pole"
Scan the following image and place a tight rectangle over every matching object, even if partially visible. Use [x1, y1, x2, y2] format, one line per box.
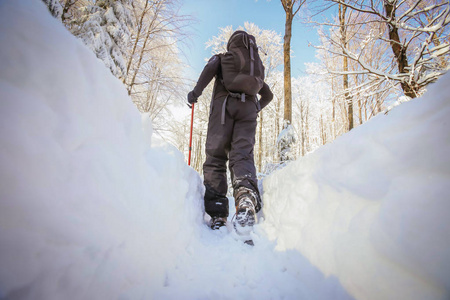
[188, 103, 195, 166]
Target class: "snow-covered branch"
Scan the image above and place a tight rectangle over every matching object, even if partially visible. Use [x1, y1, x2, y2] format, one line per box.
[315, 0, 450, 98]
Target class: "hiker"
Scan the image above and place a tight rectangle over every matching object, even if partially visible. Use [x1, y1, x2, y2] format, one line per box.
[187, 30, 273, 232]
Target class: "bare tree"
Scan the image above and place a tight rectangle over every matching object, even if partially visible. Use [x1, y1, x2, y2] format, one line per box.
[116, 0, 194, 142]
[321, 0, 450, 99]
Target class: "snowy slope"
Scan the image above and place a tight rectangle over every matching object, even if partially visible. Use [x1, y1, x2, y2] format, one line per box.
[1, 1, 450, 300]
[0, 1, 205, 298]
[262, 73, 450, 299]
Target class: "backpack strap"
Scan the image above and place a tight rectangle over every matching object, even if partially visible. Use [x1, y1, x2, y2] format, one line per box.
[249, 39, 255, 76]
[221, 95, 228, 125]
[220, 91, 246, 125]
[220, 93, 259, 125]
[220, 87, 246, 125]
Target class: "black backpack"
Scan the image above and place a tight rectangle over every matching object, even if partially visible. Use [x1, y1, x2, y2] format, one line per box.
[220, 31, 265, 96]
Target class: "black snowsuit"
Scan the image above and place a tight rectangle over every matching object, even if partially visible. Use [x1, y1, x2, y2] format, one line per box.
[191, 54, 273, 218]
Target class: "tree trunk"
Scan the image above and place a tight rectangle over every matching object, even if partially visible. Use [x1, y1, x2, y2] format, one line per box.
[344, 55, 353, 130]
[331, 76, 336, 139]
[300, 102, 306, 156]
[305, 103, 309, 153]
[275, 95, 280, 144]
[384, 0, 417, 98]
[283, 9, 293, 124]
[280, 0, 304, 162]
[339, 3, 353, 130]
[358, 98, 363, 125]
[320, 114, 326, 145]
[281, 0, 304, 124]
[432, 34, 447, 69]
[364, 98, 368, 122]
[258, 111, 263, 172]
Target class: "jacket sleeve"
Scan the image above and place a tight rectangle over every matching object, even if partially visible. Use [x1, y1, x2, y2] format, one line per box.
[192, 55, 220, 98]
[258, 82, 273, 110]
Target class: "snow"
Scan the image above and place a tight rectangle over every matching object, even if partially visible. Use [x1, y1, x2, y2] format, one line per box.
[262, 73, 450, 299]
[0, 1, 449, 300]
[0, 1, 202, 298]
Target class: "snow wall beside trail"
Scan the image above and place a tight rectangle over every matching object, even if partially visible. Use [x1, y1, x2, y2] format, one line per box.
[262, 72, 450, 300]
[0, 1, 203, 298]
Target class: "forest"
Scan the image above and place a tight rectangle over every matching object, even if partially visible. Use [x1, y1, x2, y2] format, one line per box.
[44, 0, 450, 176]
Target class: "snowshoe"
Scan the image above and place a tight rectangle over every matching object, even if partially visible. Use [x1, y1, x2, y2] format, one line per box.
[233, 195, 257, 245]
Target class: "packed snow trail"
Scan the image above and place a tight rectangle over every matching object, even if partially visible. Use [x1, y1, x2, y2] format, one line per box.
[1, 1, 449, 300]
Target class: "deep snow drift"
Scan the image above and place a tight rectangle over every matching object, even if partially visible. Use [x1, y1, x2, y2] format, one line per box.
[1, 1, 449, 300]
[262, 75, 450, 299]
[0, 1, 204, 298]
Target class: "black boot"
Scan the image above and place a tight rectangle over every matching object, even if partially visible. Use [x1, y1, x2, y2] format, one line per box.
[233, 188, 257, 236]
[210, 216, 227, 230]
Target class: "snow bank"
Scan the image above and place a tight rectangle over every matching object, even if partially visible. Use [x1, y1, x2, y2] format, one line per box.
[262, 73, 450, 300]
[0, 1, 203, 298]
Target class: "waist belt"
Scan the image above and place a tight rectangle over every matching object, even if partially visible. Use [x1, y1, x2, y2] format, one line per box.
[221, 92, 254, 125]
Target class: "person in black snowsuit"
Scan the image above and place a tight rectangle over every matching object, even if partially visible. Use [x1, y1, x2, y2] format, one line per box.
[187, 30, 273, 230]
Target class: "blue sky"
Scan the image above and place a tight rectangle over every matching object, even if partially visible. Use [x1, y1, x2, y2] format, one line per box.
[179, 0, 324, 79]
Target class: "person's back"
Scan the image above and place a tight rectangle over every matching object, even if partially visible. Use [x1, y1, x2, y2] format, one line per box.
[187, 30, 273, 243]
